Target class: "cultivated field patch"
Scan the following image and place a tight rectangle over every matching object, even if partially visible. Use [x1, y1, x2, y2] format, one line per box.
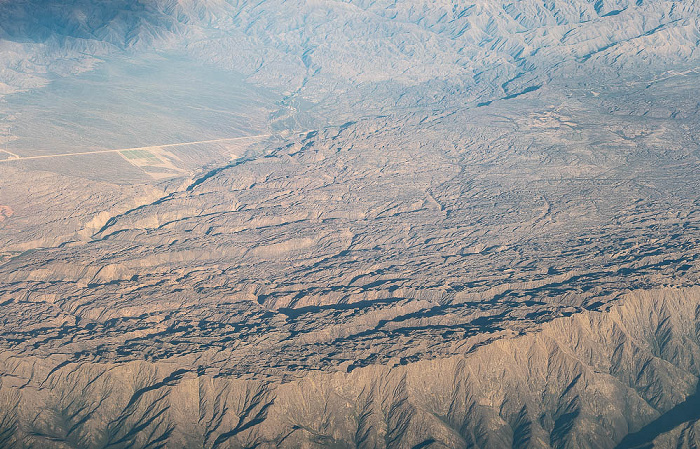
[119, 147, 185, 179]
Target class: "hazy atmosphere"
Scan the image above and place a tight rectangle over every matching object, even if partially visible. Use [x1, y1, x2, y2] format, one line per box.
[0, 1, 699, 448]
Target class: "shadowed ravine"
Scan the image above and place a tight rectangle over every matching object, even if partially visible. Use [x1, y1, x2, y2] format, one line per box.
[616, 390, 700, 449]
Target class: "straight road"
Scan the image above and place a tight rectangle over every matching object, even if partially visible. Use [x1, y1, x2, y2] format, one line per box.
[0, 134, 272, 163]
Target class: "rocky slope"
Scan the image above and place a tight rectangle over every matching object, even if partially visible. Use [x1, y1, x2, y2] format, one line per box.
[1, 286, 700, 449]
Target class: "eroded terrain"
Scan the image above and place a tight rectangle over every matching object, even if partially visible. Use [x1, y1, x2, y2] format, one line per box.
[1, 0, 700, 448]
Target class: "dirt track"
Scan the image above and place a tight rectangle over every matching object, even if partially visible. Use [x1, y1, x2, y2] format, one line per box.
[0, 135, 271, 163]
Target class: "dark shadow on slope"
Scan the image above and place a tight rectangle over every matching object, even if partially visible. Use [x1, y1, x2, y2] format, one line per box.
[186, 156, 253, 192]
[0, 0, 159, 46]
[615, 387, 700, 449]
[502, 84, 542, 100]
[475, 84, 541, 107]
[411, 439, 436, 449]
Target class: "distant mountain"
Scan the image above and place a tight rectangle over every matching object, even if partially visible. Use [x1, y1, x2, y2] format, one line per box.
[1, 0, 699, 114]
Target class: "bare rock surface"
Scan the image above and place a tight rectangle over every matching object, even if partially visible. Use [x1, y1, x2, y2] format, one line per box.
[2, 78, 698, 376]
[1, 0, 700, 448]
[1, 287, 700, 448]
